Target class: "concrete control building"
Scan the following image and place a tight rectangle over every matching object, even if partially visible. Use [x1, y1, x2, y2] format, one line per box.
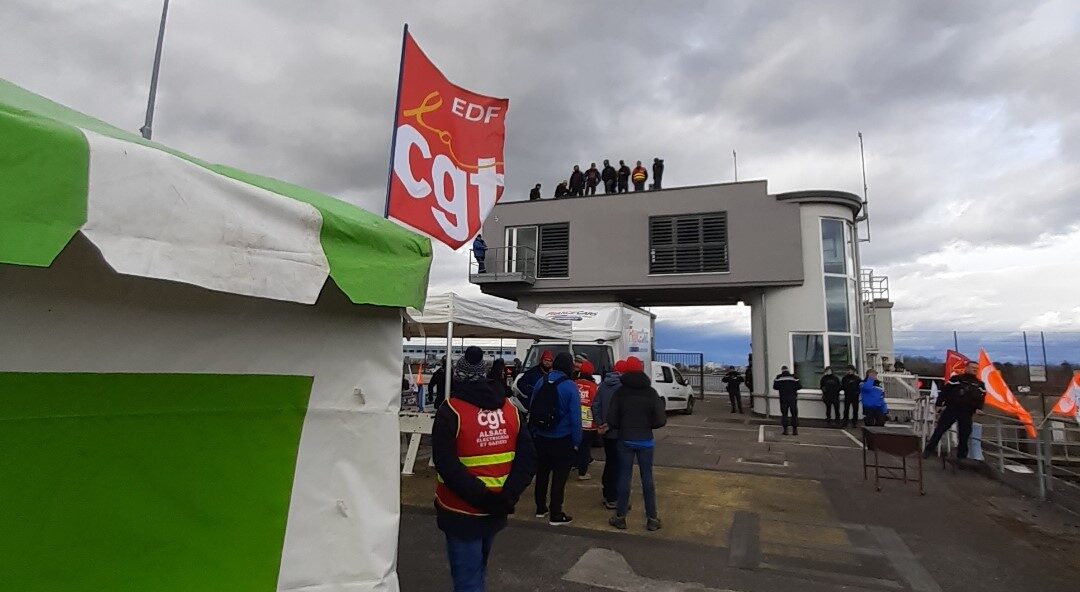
[471, 180, 894, 418]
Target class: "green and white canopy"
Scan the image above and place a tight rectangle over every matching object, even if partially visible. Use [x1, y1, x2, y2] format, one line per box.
[0, 78, 431, 309]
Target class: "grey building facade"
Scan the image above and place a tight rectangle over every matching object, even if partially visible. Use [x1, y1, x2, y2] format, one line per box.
[472, 180, 887, 418]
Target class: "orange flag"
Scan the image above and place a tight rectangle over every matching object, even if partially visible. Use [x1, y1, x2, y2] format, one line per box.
[978, 349, 1037, 438]
[1051, 372, 1080, 424]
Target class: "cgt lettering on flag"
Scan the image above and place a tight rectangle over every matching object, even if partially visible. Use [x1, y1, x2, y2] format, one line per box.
[387, 31, 509, 250]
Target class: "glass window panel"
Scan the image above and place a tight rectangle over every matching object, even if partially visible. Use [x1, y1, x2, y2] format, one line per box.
[853, 336, 861, 374]
[825, 276, 850, 332]
[821, 219, 846, 275]
[848, 278, 859, 334]
[792, 334, 825, 388]
[844, 222, 856, 278]
[828, 335, 852, 371]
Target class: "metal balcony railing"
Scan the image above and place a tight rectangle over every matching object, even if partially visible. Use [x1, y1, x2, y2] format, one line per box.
[468, 246, 537, 285]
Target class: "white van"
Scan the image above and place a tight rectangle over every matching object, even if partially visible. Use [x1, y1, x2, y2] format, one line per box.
[651, 361, 695, 415]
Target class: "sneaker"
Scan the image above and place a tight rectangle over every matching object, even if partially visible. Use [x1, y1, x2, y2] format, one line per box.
[577, 473, 592, 481]
[782, 429, 789, 436]
[549, 512, 573, 526]
[646, 517, 662, 531]
[603, 500, 618, 510]
[535, 508, 548, 518]
[608, 514, 627, 530]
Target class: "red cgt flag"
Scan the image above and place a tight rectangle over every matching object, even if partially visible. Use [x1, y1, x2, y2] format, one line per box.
[944, 349, 970, 382]
[386, 27, 509, 250]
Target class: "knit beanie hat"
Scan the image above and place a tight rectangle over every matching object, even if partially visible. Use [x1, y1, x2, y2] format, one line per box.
[552, 352, 574, 376]
[580, 361, 595, 376]
[623, 356, 644, 373]
[453, 346, 487, 383]
[614, 360, 627, 373]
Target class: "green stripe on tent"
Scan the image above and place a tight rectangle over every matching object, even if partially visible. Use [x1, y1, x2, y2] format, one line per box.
[0, 372, 312, 592]
[0, 79, 431, 308]
[0, 88, 88, 266]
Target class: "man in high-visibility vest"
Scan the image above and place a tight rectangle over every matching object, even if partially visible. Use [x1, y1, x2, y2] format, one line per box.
[631, 160, 649, 191]
[433, 346, 536, 591]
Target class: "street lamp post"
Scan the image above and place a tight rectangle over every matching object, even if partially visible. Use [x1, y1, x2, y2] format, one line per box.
[140, 0, 171, 140]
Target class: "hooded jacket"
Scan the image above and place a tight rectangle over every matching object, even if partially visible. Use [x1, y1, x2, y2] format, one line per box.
[606, 372, 666, 441]
[592, 372, 623, 440]
[432, 378, 536, 537]
[601, 164, 617, 183]
[585, 167, 601, 186]
[860, 379, 888, 413]
[569, 169, 585, 191]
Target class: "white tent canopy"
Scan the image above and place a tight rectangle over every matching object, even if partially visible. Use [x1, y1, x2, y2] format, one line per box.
[405, 292, 571, 340]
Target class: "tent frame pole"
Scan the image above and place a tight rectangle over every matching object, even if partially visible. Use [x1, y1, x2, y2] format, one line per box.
[445, 320, 454, 400]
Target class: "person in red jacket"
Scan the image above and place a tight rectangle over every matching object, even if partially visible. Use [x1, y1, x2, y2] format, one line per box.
[575, 360, 599, 480]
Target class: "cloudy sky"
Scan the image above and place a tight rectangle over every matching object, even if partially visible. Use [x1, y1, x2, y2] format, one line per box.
[4, 1, 1078, 359]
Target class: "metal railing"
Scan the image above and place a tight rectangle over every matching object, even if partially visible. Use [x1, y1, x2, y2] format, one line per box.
[468, 245, 537, 283]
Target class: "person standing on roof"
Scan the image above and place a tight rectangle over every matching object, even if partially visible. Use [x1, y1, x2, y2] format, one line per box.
[601, 160, 617, 194]
[517, 351, 553, 408]
[606, 356, 666, 531]
[722, 368, 744, 414]
[472, 234, 487, 274]
[841, 365, 861, 427]
[651, 158, 664, 190]
[554, 180, 569, 198]
[433, 346, 537, 592]
[616, 160, 631, 194]
[819, 367, 842, 426]
[574, 361, 599, 481]
[584, 163, 601, 196]
[568, 165, 585, 197]
[773, 366, 802, 436]
[631, 161, 648, 191]
[529, 352, 582, 525]
[923, 361, 986, 460]
[593, 359, 625, 509]
[529, 183, 542, 201]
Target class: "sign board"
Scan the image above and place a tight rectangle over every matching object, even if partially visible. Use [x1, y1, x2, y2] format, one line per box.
[1029, 365, 1047, 382]
[1016, 385, 1031, 393]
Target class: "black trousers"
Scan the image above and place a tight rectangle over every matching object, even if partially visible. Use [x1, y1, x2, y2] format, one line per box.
[728, 390, 743, 412]
[779, 395, 798, 431]
[602, 437, 619, 502]
[633, 181, 645, 191]
[617, 180, 629, 193]
[534, 435, 574, 514]
[585, 184, 597, 196]
[603, 180, 616, 194]
[653, 177, 662, 189]
[842, 396, 859, 425]
[824, 396, 840, 421]
[924, 407, 975, 458]
[576, 431, 596, 475]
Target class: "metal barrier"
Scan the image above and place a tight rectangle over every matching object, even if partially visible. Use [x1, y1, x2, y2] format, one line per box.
[468, 246, 537, 284]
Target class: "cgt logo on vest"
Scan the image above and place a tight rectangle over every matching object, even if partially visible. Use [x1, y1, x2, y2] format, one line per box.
[476, 408, 510, 448]
[386, 32, 509, 250]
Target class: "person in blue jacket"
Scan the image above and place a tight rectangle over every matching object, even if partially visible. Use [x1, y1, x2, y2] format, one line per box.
[860, 369, 889, 426]
[529, 352, 583, 525]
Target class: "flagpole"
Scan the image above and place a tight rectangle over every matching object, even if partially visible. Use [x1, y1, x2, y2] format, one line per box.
[140, 0, 171, 140]
[384, 23, 409, 218]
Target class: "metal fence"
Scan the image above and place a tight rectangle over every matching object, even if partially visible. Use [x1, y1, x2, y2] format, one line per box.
[655, 351, 706, 399]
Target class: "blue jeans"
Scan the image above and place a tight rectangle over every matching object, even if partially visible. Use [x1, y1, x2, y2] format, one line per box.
[616, 441, 657, 518]
[445, 530, 497, 592]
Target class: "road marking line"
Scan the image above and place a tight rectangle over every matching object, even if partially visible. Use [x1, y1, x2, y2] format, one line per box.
[841, 428, 864, 448]
[868, 526, 943, 592]
[758, 424, 765, 443]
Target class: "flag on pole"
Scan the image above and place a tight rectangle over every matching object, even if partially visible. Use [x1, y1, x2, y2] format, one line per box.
[977, 349, 1037, 438]
[1051, 372, 1080, 424]
[944, 349, 970, 382]
[385, 27, 509, 250]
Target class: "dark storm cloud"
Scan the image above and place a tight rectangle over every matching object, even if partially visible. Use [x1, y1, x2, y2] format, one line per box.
[2, 0, 1076, 328]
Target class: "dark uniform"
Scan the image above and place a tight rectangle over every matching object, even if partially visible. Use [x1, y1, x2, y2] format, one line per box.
[773, 370, 802, 435]
[819, 372, 842, 423]
[722, 370, 744, 413]
[840, 371, 861, 427]
[923, 373, 986, 459]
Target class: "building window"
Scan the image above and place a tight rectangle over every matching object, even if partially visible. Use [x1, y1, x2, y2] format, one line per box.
[818, 217, 862, 377]
[828, 335, 852, 370]
[505, 223, 569, 278]
[792, 333, 825, 387]
[821, 218, 846, 275]
[649, 212, 729, 274]
[824, 276, 850, 332]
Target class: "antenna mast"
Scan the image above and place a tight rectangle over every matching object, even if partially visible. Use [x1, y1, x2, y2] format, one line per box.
[857, 132, 871, 242]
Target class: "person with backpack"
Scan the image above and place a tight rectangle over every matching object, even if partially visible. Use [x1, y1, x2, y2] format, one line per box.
[592, 359, 625, 509]
[606, 356, 666, 531]
[529, 352, 582, 525]
[432, 347, 536, 592]
[574, 361, 599, 480]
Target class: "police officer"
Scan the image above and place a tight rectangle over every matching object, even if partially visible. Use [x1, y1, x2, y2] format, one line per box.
[722, 368, 744, 413]
[819, 367, 842, 425]
[840, 365, 862, 427]
[923, 361, 986, 459]
[773, 366, 802, 436]
[432, 346, 536, 591]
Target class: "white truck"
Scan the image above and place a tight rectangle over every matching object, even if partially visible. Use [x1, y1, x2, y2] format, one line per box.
[512, 303, 695, 414]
